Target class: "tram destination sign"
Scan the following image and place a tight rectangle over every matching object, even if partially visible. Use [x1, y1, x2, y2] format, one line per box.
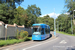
[33, 26, 40, 28]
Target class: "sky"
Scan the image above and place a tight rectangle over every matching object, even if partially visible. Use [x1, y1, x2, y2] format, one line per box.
[17, 0, 66, 19]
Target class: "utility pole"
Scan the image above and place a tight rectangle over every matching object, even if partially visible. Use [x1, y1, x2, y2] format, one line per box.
[54, 8, 56, 37]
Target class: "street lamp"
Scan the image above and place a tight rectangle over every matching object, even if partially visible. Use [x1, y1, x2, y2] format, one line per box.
[54, 8, 56, 37]
[54, 18, 56, 37]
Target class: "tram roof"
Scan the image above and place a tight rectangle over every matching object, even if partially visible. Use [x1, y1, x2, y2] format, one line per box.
[33, 23, 46, 26]
[32, 24, 50, 28]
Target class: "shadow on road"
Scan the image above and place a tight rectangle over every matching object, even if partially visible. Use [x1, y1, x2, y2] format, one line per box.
[45, 34, 52, 40]
[66, 46, 75, 50]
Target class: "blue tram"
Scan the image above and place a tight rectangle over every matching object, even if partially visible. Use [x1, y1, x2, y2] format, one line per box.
[32, 24, 50, 40]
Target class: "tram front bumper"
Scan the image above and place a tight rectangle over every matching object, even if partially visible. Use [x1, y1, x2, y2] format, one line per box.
[32, 35, 41, 40]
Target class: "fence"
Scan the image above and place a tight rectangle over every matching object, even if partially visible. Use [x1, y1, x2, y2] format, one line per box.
[0, 22, 5, 38]
[0, 21, 32, 39]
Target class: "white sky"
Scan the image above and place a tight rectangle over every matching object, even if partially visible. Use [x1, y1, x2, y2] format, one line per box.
[40, 12, 60, 19]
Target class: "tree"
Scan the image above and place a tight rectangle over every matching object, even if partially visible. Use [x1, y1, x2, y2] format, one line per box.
[0, 3, 16, 24]
[65, 0, 75, 19]
[65, 0, 75, 34]
[0, 0, 24, 24]
[13, 6, 35, 27]
[56, 14, 71, 33]
[37, 15, 54, 31]
[13, 6, 25, 25]
[26, 4, 41, 23]
[65, 0, 75, 12]
[26, 4, 41, 17]
[0, 0, 24, 9]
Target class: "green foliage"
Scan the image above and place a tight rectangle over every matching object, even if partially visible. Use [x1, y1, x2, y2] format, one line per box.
[26, 4, 41, 27]
[16, 30, 28, 40]
[28, 37, 32, 40]
[20, 30, 28, 40]
[16, 29, 20, 39]
[16, 39, 23, 43]
[0, 0, 24, 24]
[57, 31, 75, 36]
[56, 14, 75, 34]
[13, 6, 25, 25]
[37, 15, 54, 31]
[0, 37, 32, 47]
[65, 0, 75, 16]
[27, 4, 41, 17]
[0, 1, 41, 27]
[0, 39, 23, 47]
[13, 5, 41, 27]
[65, 0, 75, 11]
[0, 0, 24, 9]
[0, 3, 16, 24]
[63, 0, 75, 34]
[7, 36, 9, 40]
[0, 40, 6, 47]
[73, 24, 75, 34]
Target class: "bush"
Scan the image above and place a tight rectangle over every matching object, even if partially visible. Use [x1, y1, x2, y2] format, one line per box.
[0, 40, 6, 47]
[17, 39, 23, 43]
[16, 29, 20, 39]
[16, 30, 28, 40]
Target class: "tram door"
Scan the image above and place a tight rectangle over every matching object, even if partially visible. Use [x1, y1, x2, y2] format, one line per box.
[41, 28, 45, 40]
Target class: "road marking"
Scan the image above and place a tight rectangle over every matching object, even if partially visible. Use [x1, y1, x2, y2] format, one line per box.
[23, 38, 58, 50]
[60, 40, 67, 44]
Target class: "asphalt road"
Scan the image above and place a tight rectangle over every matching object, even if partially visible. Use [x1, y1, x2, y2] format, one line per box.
[1, 32, 75, 50]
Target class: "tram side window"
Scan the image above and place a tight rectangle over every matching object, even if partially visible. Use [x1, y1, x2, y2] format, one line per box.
[48, 28, 50, 33]
[48, 28, 49, 33]
[48, 28, 50, 34]
[45, 28, 47, 34]
[41, 28, 44, 35]
[47, 28, 48, 33]
[45, 28, 49, 34]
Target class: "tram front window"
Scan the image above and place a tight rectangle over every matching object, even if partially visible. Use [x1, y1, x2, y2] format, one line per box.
[33, 28, 41, 35]
[33, 28, 40, 32]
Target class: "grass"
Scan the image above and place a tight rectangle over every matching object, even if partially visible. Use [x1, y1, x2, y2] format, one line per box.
[56, 31, 75, 36]
[28, 37, 32, 40]
[0, 37, 32, 47]
[0, 39, 23, 47]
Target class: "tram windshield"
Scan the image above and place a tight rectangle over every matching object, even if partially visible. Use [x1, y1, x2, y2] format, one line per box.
[33, 28, 41, 32]
[33, 26, 41, 35]
[33, 28, 41, 35]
